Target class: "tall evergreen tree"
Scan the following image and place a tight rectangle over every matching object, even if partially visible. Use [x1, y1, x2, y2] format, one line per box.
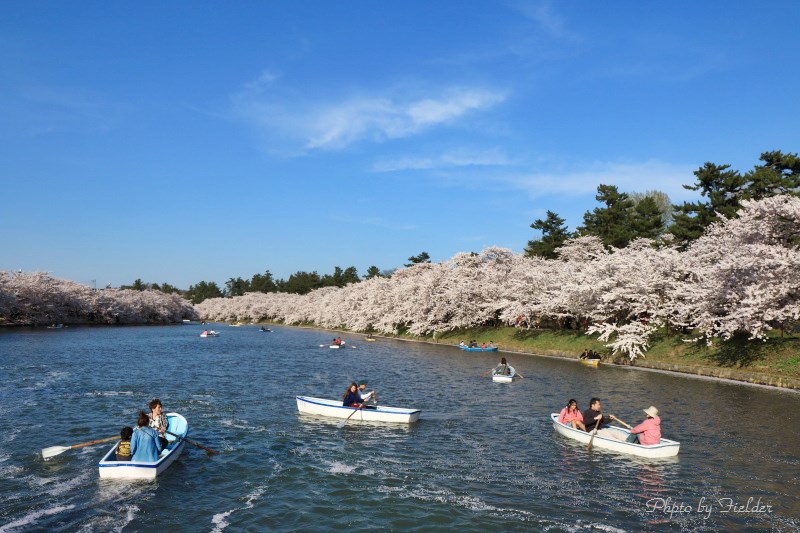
[250, 271, 277, 293]
[186, 280, 223, 304]
[225, 277, 250, 297]
[405, 251, 431, 267]
[278, 271, 322, 295]
[629, 196, 665, 240]
[578, 184, 636, 248]
[525, 210, 571, 259]
[668, 162, 746, 246]
[364, 266, 382, 279]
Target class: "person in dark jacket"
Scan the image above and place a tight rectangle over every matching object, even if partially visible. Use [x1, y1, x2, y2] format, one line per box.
[582, 398, 619, 432]
[342, 383, 363, 407]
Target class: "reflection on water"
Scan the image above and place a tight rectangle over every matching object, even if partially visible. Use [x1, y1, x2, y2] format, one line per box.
[0, 325, 798, 531]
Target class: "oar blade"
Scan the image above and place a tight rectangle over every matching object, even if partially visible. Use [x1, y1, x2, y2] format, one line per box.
[337, 419, 347, 428]
[41, 446, 70, 460]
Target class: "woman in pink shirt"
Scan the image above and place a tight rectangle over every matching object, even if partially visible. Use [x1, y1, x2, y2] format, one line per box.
[558, 399, 586, 431]
[625, 406, 662, 445]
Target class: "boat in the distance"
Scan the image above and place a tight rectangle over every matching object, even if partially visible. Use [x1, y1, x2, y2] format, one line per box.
[550, 413, 680, 458]
[200, 330, 219, 338]
[296, 396, 421, 424]
[98, 412, 188, 479]
[492, 366, 516, 382]
[259, 326, 272, 332]
[459, 345, 498, 352]
[580, 358, 600, 367]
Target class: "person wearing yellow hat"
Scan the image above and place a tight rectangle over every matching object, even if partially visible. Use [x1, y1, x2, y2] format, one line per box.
[625, 406, 662, 445]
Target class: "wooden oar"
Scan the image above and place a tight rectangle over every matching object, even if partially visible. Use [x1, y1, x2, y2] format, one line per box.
[338, 404, 364, 428]
[42, 436, 118, 460]
[165, 430, 218, 456]
[587, 418, 601, 451]
[611, 415, 632, 429]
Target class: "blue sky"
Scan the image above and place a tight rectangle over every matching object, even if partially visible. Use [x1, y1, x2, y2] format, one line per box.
[2, 1, 798, 289]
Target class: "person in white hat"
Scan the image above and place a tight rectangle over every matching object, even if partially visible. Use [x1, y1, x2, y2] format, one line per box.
[625, 406, 662, 445]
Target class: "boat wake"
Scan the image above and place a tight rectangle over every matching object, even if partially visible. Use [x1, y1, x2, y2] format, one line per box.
[0, 505, 75, 533]
[210, 460, 281, 532]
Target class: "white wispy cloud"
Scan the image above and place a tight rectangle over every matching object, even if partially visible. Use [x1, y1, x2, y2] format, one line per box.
[371, 148, 515, 173]
[231, 76, 507, 151]
[501, 160, 700, 202]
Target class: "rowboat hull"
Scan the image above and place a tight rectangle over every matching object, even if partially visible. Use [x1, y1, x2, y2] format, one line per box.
[459, 346, 498, 352]
[296, 396, 421, 424]
[550, 414, 679, 458]
[98, 413, 188, 479]
[492, 365, 516, 382]
[329, 345, 341, 349]
[580, 359, 600, 367]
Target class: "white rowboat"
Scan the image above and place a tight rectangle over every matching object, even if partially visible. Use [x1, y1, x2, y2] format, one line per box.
[492, 365, 516, 382]
[550, 413, 680, 458]
[98, 413, 188, 479]
[296, 396, 421, 424]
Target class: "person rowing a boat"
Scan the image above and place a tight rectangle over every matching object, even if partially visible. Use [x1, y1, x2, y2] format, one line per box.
[342, 383, 363, 407]
[582, 398, 625, 440]
[131, 411, 163, 462]
[358, 380, 378, 409]
[493, 357, 511, 376]
[558, 399, 586, 431]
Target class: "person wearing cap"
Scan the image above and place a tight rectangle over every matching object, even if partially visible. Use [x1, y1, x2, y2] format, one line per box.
[358, 381, 378, 408]
[625, 406, 662, 445]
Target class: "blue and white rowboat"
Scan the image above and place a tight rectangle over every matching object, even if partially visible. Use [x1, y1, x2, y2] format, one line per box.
[492, 365, 516, 382]
[296, 396, 421, 424]
[459, 346, 498, 352]
[98, 412, 188, 479]
[550, 413, 680, 458]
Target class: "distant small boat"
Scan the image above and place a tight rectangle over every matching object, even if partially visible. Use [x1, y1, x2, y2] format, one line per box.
[459, 345, 498, 352]
[580, 359, 601, 367]
[98, 413, 188, 479]
[182, 319, 191, 324]
[229, 323, 243, 327]
[492, 365, 516, 382]
[200, 330, 219, 338]
[296, 396, 421, 424]
[47, 323, 64, 329]
[259, 326, 272, 332]
[329, 344, 341, 349]
[366, 337, 377, 342]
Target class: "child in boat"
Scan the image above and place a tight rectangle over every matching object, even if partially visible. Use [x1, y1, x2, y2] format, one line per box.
[558, 399, 586, 431]
[116, 426, 133, 461]
[625, 406, 662, 445]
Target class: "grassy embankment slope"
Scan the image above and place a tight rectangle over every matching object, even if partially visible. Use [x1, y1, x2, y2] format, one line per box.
[393, 326, 800, 390]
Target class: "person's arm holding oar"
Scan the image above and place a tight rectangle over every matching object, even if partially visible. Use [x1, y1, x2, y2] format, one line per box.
[587, 418, 601, 451]
[42, 436, 119, 460]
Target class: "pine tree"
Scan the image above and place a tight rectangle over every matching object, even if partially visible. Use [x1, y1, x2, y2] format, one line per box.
[525, 210, 571, 259]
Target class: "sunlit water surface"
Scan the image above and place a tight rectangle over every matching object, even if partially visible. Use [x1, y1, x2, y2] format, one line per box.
[1, 325, 799, 532]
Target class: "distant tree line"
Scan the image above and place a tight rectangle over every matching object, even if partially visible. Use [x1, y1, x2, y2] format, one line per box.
[525, 150, 800, 258]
